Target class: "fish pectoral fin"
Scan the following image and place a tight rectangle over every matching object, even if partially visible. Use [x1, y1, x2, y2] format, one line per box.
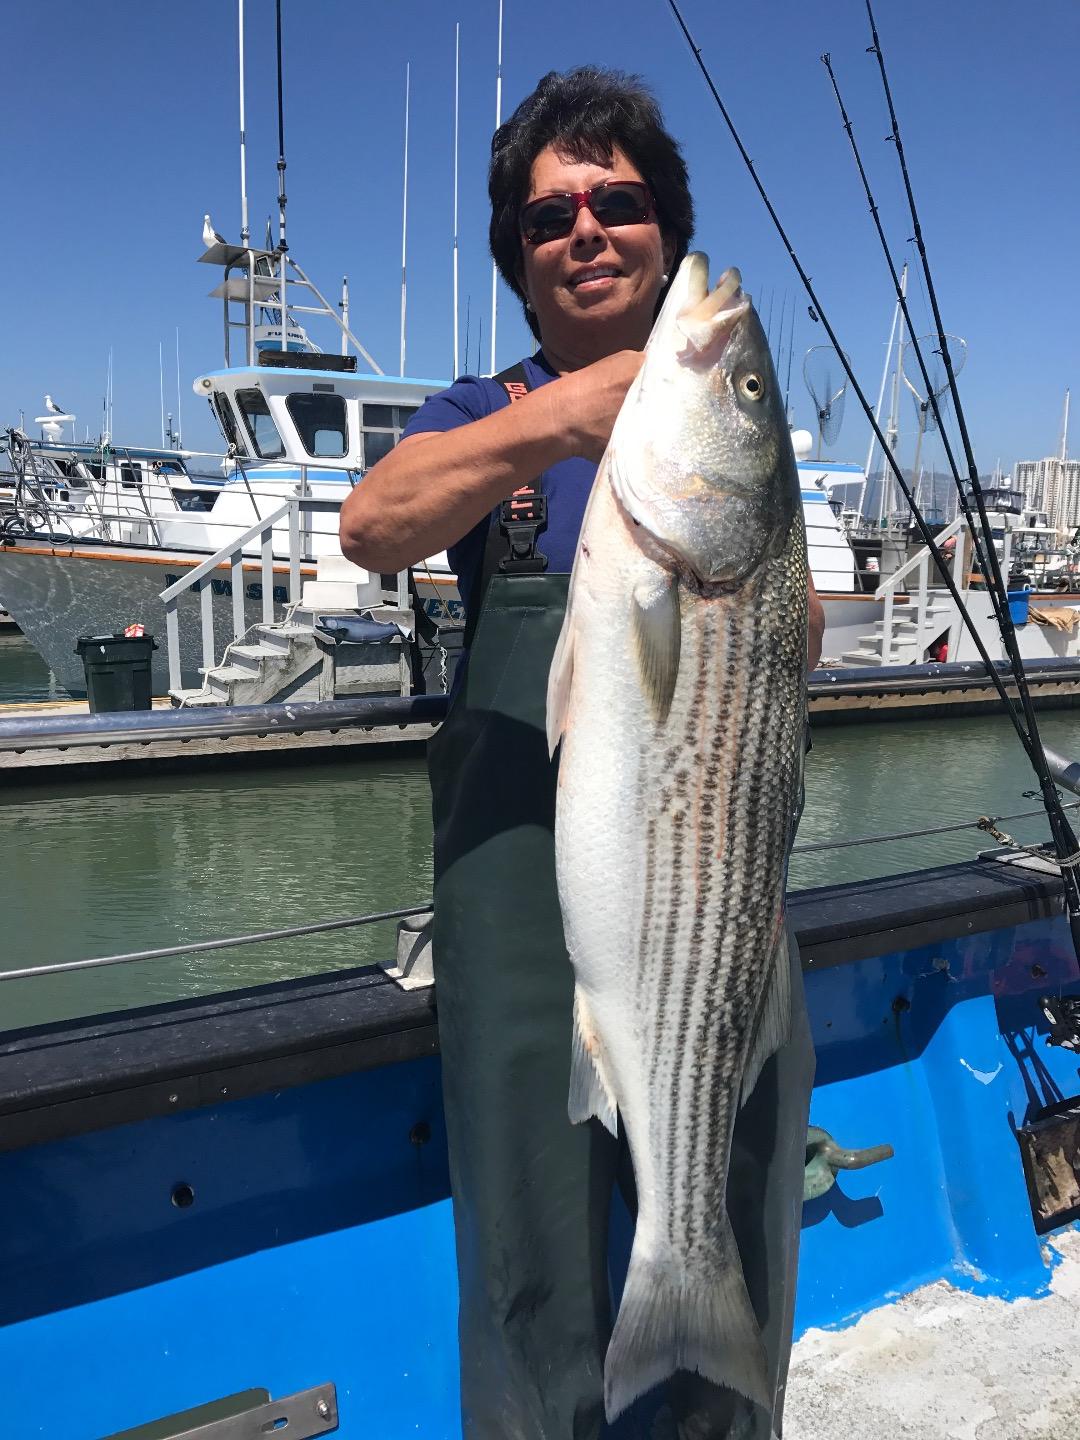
[631, 574, 681, 723]
[603, 1219, 771, 1423]
[546, 608, 576, 758]
[569, 985, 618, 1137]
[740, 919, 793, 1108]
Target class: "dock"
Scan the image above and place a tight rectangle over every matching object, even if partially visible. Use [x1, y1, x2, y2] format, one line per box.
[3, 655, 1080, 781]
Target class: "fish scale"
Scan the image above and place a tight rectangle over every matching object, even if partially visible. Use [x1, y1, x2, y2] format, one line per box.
[547, 253, 808, 1424]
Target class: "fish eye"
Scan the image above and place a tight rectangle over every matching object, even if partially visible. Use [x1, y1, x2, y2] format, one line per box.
[738, 372, 765, 402]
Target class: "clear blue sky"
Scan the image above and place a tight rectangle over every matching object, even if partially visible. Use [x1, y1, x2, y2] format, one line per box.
[3, 0, 1077, 478]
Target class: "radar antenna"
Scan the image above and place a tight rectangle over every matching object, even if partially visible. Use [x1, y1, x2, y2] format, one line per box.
[803, 345, 849, 459]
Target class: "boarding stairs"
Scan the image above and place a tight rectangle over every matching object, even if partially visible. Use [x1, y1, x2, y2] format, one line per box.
[163, 494, 413, 707]
[840, 516, 967, 667]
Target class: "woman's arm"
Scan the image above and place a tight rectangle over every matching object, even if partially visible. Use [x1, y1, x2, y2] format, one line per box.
[807, 576, 825, 671]
[340, 351, 643, 573]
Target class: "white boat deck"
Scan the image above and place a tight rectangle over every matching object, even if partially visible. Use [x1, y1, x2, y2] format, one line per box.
[787, 1229, 1080, 1439]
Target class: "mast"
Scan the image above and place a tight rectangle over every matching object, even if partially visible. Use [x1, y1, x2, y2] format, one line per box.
[489, 0, 504, 376]
[400, 61, 411, 377]
[862, 261, 904, 526]
[881, 265, 907, 526]
[1062, 388, 1071, 463]
[452, 21, 461, 379]
[275, 0, 288, 350]
[175, 329, 182, 447]
[238, 0, 250, 246]
[340, 276, 349, 357]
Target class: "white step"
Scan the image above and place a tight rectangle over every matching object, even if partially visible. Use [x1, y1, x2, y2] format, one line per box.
[227, 642, 282, 673]
[169, 688, 227, 707]
[315, 552, 382, 588]
[301, 578, 382, 610]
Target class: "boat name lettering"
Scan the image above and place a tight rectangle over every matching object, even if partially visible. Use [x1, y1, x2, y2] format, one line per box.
[164, 574, 288, 604]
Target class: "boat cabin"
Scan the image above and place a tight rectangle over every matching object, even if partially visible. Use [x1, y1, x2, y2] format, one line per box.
[194, 353, 445, 481]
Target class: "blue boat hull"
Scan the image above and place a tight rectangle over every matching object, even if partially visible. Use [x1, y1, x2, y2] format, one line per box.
[1, 858, 1076, 1437]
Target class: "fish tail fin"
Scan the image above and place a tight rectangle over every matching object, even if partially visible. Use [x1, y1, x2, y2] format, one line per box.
[604, 1222, 771, 1423]
[740, 918, 792, 1108]
[568, 985, 618, 1136]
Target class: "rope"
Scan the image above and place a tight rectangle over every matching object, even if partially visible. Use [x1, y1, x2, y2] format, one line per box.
[975, 816, 1080, 870]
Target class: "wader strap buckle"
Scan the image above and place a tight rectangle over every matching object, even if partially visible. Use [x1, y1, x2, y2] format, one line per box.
[498, 482, 549, 574]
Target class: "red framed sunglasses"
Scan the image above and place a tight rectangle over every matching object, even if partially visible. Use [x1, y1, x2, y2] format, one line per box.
[519, 180, 654, 245]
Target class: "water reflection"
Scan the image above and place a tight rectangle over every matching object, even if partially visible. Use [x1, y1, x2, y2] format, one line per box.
[3, 709, 1080, 1028]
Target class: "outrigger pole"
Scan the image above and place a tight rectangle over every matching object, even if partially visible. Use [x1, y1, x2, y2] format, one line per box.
[663, 0, 1080, 967]
[275, 0, 288, 350]
[238, 0, 250, 247]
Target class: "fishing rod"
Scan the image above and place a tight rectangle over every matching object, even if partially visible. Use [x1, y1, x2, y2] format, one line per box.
[818, 51, 1001, 629]
[861, 0, 1080, 958]
[662, 0, 1027, 733]
[664, 0, 1080, 967]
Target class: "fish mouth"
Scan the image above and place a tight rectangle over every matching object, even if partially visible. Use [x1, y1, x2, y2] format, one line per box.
[677, 265, 750, 358]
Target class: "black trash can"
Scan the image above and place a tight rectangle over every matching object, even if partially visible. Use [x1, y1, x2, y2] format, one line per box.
[74, 633, 158, 713]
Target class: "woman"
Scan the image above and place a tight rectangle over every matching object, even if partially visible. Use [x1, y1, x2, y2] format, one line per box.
[341, 67, 821, 1440]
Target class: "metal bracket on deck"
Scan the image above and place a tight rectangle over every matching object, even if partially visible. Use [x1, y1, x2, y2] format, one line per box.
[104, 1383, 338, 1440]
[804, 1125, 895, 1201]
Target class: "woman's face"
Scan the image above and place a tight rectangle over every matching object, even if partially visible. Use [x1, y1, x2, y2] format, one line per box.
[518, 144, 676, 362]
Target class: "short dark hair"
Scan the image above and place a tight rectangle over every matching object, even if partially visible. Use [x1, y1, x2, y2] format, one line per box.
[489, 67, 695, 342]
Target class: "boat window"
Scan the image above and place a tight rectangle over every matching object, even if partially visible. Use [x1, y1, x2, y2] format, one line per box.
[235, 388, 285, 460]
[286, 392, 348, 458]
[361, 402, 420, 470]
[210, 391, 244, 454]
[120, 462, 143, 489]
[87, 460, 106, 480]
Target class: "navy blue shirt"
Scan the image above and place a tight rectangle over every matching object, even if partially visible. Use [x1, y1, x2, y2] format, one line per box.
[401, 352, 596, 622]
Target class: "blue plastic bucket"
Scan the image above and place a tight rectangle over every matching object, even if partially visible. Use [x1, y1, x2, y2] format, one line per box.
[1007, 590, 1030, 625]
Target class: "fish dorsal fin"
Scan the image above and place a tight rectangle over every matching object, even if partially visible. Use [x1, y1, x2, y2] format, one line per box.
[631, 572, 681, 724]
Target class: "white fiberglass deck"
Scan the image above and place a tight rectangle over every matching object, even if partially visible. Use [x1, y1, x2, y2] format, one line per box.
[786, 1228, 1080, 1439]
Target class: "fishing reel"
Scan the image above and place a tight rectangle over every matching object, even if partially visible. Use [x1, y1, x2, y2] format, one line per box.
[1040, 995, 1080, 1053]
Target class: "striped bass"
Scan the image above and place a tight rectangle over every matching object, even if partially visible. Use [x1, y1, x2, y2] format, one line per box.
[546, 253, 808, 1423]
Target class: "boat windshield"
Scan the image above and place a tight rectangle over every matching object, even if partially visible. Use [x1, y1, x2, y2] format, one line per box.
[361, 402, 419, 469]
[210, 392, 244, 455]
[235, 388, 286, 461]
[286, 391, 348, 458]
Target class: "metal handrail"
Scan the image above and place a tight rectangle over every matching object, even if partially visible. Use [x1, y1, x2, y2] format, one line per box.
[0, 693, 448, 751]
[159, 490, 346, 691]
[0, 903, 432, 983]
[876, 513, 966, 663]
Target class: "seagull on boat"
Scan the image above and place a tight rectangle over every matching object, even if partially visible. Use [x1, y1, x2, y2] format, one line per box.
[203, 213, 227, 248]
[44, 395, 66, 415]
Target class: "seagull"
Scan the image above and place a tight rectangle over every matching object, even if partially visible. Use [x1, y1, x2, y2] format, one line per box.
[203, 213, 227, 248]
[44, 394, 66, 415]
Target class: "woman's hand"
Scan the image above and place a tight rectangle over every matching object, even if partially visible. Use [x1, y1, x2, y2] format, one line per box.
[547, 350, 645, 463]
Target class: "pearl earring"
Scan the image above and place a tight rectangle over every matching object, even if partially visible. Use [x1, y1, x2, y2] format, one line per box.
[525, 299, 534, 311]
[661, 272, 669, 284]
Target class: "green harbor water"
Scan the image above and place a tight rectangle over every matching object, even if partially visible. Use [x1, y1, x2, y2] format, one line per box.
[2, 629, 1078, 1030]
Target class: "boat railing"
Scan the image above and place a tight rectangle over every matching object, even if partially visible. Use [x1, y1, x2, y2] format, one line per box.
[158, 472, 405, 693]
[876, 514, 967, 664]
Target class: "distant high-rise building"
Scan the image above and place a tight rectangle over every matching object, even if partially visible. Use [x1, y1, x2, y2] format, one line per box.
[1016, 457, 1080, 533]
